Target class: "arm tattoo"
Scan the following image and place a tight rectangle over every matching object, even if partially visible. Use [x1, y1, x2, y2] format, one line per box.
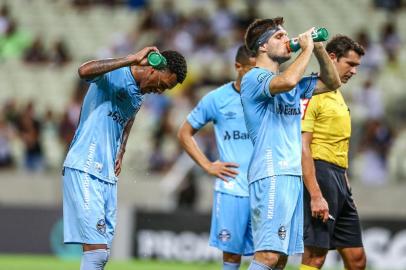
[79, 57, 133, 79]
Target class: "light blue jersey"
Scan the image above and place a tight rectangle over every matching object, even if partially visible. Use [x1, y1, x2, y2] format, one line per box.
[63, 67, 143, 183]
[187, 82, 253, 197]
[240, 67, 317, 183]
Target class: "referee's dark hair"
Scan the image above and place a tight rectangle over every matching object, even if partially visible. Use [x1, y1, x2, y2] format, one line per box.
[235, 45, 255, 65]
[326, 35, 365, 60]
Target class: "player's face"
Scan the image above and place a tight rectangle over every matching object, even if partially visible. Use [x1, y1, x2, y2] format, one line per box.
[334, 50, 361, 83]
[265, 29, 291, 64]
[142, 70, 178, 94]
[236, 57, 256, 77]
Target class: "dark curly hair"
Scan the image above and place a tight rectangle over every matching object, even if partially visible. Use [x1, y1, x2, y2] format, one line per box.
[326, 35, 365, 60]
[161, 50, 187, 84]
[245, 17, 284, 53]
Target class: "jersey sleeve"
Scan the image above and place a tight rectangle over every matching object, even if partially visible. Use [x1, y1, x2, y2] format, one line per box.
[85, 72, 110, 84]
[84, 71, 112, 94]
[187, 92, 216, 130]
[301, 95, 319, 133]
[297, 73, 318, 99]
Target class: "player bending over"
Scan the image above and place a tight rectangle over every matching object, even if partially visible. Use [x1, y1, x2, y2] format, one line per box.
[62, 47, 187, 270]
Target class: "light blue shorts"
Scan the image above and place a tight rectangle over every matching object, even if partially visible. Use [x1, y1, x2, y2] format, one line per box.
[63, 167, 117, 247]
[209, 191, 254, 256]
[250, 175, 303, 255]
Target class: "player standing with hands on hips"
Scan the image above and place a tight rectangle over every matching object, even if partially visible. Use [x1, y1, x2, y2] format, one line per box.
[62, 46, 187, 270]
[300, 35, 366, 270]
[240, 17, 341, 270]
[178, 45, 255, 270]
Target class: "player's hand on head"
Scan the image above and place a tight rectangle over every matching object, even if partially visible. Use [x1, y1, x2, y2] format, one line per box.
[128, 46, 159, 66]
[310, 195, 329, 223]
[298, 27, 315, 52]
[206, 160, 239, 182]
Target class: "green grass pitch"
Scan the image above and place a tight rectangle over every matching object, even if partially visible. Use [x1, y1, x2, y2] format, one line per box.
[0, 255, 299, 270]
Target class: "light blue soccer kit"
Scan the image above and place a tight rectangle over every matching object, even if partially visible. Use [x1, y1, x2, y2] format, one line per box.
[63, 67, 143, 247]
[187, 82, 254, 255]
[240, 67, 317, 255]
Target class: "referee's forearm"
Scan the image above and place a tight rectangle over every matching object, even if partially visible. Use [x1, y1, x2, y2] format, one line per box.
[302, 149, 322, 197]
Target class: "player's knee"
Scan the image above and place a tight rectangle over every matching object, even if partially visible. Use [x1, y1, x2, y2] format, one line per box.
[223, 252, 242, 264]
[302, 247, 327, 268]
[275, 255, 288, 269]
[348, 252, 366, 270]
[301, 257, 325, 269]
[254, 251, 279, 267]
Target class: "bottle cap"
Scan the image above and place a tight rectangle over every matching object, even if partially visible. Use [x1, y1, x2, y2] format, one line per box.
[147, 52, 167, 69]
[313, 28, 329, 42]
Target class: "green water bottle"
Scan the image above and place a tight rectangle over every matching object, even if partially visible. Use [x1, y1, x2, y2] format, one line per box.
[147, 51, 167, 69]
[287, 28, 329, 52]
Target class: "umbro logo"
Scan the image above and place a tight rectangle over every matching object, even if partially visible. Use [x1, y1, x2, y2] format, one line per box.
[224, 111, 236, 120]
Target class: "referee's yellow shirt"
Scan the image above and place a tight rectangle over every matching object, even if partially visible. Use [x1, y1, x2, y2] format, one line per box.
[301, 90, 351, 169]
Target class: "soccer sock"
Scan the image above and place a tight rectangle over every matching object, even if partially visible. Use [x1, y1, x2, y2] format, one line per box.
[106, 249, 111, 262]
[223, 261, 240, 270]
[299, 264, 319, 270]
[248, 260, 273, 270]
[80, 249, 109, 270]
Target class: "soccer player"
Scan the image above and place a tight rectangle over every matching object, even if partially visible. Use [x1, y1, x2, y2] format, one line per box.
[62, 46, 187, 270]
[300, 36, 366, 270]
[240, 18, 341, 270]
[177, 45, 255, 270]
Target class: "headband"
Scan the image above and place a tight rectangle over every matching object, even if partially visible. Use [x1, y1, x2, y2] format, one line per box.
[253, 26, 283, 52]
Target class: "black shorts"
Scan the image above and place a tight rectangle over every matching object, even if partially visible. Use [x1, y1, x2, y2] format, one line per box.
[303, 160, 363, 250]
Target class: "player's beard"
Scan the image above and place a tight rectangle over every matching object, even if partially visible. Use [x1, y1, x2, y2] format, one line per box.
[268, 53, 291, 65]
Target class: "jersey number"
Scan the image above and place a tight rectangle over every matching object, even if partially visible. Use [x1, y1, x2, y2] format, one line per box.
[300, 98, 310, 120]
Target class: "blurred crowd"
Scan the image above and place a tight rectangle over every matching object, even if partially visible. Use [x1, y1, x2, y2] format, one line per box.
[0, 80, 87, 171]
[0, 4, 71, 66]
[0, 0, 405, 205]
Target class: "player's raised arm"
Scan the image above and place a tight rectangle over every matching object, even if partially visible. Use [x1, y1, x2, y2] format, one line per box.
[268, 28, 314, 94]
[78, 46, 158, 80]
[177, 121, 238, 182]
[312, 42, 341, 95]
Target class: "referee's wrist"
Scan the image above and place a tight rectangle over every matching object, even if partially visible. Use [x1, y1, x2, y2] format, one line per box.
[310, 191, 323, 199]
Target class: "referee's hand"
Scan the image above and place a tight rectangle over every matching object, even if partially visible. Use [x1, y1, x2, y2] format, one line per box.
[205, 160, 239, 182]
[311, 195, 329, 223]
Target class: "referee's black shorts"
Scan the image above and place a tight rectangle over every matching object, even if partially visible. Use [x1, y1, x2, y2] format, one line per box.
[303, 159, 364, 250]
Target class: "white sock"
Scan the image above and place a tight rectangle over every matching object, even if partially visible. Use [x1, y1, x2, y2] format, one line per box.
[80, 249, 109, 270]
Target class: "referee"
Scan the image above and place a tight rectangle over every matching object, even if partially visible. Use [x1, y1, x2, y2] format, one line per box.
[300, 36, 367, 270]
